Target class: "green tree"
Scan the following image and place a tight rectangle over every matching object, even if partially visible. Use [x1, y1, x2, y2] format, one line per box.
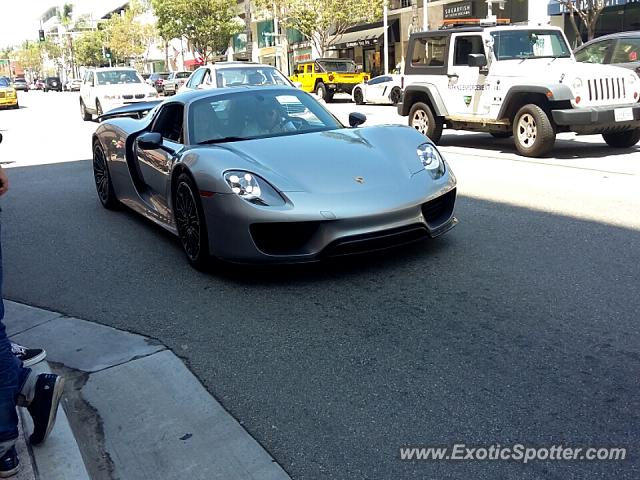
[151, 0, 244, 63]
[15, 42, 44, 76]
[557, 0, 606, 46]
[254, 0, 384, 57]
[75, 30, 105, 67]
[104, 0, 157, 66]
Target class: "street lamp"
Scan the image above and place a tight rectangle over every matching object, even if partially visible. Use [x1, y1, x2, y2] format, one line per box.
[383, 0, 389, 75]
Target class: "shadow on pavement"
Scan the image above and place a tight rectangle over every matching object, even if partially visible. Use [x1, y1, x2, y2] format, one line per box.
[4, 159, 640, 480]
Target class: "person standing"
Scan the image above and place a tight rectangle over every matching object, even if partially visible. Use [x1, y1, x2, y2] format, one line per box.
[0, 158, 65, 477]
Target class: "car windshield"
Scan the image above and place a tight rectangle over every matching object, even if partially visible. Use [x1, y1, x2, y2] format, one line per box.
[0, 78, 9, 87]
[96, 70, 142, 85]
[491, 30, 572, 60]
[316, 60, 357, 73]
[216, 67, 292, 87]
[189, 89, 342, 144]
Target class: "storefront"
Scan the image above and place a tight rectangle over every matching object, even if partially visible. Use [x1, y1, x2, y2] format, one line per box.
[548, 0, 640, 45]
[328, 20, 400, 77]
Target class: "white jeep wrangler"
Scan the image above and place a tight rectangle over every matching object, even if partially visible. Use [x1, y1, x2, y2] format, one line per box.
[398, 25, 640, 157]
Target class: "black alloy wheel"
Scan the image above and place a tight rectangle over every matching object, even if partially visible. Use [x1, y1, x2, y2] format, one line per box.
[354, 88, 364, 105]
[174, 173, 210, 269]
[389, 87, 401, 105]
[92, 143, 119, 209]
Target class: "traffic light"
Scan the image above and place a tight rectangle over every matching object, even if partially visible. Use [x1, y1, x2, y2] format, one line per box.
[104, 48, 112, 59]
[39, 30, 45, 42]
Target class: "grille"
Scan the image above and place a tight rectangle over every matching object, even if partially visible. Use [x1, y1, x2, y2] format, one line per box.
[135, 94, 145, 99]
[323, 225, 428, 257]
[587, 77, 626, 102]
[250, 221, 323, 255]
[122, 94, 133, 100]
[421, 189, 456, 229]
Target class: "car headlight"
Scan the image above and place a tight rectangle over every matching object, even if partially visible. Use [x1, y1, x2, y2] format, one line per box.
[103, 94, 121, 100]
[417, 143, 445, 179]
[572, 77, 583, 91]
[224, 171, 285, 206]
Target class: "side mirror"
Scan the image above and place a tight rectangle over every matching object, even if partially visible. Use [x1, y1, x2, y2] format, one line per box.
[349, 112, 366, 127]
[137, 132, 163, 150]
[468, 54, 487, 68]
[0, 132, 3, 144]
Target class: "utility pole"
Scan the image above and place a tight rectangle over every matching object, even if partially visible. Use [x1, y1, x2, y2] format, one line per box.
[383, 0, 389, 74]
[423, 0, 429, 31]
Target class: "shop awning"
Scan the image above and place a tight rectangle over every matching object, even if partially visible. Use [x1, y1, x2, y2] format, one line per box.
[548, 0, 637, 16]
[330, 20, 399, 50]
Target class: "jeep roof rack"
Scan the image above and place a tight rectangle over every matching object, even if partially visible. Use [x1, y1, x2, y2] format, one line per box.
[440, 18, 511, 29]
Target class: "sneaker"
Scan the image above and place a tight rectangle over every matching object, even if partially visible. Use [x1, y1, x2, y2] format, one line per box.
[27, 373, 65, 446]
[11, 343, 46, 367]
[0, 446, 19, 478]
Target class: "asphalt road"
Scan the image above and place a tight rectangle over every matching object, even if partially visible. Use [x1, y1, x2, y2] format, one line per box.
[2, 91, 640, 479]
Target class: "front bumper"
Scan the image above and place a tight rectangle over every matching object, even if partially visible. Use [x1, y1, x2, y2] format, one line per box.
[201, 181, 457, 263]
[552, 103, 640, 134]
[0, 95, 18, 107]
[326, 82, 358, 95]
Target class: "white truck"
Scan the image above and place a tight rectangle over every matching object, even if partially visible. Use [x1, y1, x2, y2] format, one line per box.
[398, 25, 640, 157]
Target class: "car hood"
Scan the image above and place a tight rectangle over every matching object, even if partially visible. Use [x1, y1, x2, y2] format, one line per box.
[210, 125, 430, 194]
[491, 58, 635, 81]
[95, 83, 153, 94]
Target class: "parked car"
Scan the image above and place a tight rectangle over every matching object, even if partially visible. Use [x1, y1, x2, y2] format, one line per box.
[352, 74, 402, 105]
[0, 77, 19, 109]
[290, 58, 370, 102]
[92, 86, 457, 268]
[65, 78, 82, 91]
[574, 31, 640, 75]
[35, 79, 45, 90]
[79, 67, 158, 121]
[399, 25, 640, 157]
[179, 62, 293, 94]
[163, 71, 191, 96]
[12, 77, 28, 92]
[44, 76, 62, 92]
[146, 72, 170, 94]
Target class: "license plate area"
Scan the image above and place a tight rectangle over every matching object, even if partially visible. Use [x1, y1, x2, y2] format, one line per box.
[614, 107, 633, 122]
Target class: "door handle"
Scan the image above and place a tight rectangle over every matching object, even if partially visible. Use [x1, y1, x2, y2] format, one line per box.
[447, 73, 459, 78]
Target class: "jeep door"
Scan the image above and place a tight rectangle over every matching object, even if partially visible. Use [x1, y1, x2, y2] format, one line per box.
[447, 34, 491, 117]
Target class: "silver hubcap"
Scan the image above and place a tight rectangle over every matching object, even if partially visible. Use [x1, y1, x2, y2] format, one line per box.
[517, 113, 537, 148]
[411, 110, 429, 134]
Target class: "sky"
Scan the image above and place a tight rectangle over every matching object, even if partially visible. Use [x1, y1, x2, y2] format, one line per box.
[0, 0, 126, 49]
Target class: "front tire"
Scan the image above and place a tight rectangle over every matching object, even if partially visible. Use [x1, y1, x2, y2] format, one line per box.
[174, 173, 210, 270]
[93, 142, 119, 209]
[408, 102, 443, 144]
[513, 104, 555, 157]
[95, 100, 103, 119]
[602, 129, 640, 148]
[80, 100, 91, 121]
[389, 87, 401, 105]
[353, 88, 364, 105]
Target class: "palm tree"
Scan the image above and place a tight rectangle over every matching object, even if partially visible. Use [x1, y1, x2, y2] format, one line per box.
[59, 3, 77, 77]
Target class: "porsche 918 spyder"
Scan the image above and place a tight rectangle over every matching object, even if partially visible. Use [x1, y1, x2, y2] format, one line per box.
[92, 86, 457, 268]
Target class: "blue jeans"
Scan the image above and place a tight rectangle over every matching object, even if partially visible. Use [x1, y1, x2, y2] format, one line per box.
[0, 223, 31, 452]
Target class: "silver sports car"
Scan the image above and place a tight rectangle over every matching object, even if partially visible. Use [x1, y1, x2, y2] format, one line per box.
[92, 86, 457, 268]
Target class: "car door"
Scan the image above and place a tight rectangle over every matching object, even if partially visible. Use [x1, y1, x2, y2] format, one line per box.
[365, 76, 391, 103]
[80, 71, 94, 111]
[609, 37, 640, 75]
[135, 103, 185, 204]
[447, 34, 490, 117]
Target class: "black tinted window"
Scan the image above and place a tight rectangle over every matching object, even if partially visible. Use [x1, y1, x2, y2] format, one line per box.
[453, 36, 485, 65]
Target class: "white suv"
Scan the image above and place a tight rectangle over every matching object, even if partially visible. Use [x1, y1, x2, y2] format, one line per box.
[399, 25, 640, 157]
[79, 67, 158, 121]
[178, 62, 293, 93]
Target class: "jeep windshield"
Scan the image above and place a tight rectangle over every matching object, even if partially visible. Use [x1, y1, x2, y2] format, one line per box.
[491, 30, 572, 61]
[96, 70, 142, 85]
[316, 60, 357, 73]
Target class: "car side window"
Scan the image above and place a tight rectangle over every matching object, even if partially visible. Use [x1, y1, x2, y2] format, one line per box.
[575, 40, 611, 64]
[151, 104, 185, 144]
[368, 76, 389, 85]
[187, 68, 205, 88]
[412, 36, 447, 67]
[453, 35, 485, 66]
[610, 38, 640, 64]
[306, 65, 312, 74]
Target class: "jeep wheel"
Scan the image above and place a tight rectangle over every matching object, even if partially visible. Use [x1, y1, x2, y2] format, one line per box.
[409, 102, 443, 144]
[602, 129, 640, 148]
[316, 82, 328, 101]
[513, 104, 555, 157]
[353, 88, 364, 105]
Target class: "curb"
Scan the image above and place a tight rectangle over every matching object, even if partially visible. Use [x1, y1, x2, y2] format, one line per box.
[5, 300, 291, 480]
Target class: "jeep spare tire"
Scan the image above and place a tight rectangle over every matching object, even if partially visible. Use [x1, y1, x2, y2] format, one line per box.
[409, 102, 443, 144]
[513, 104, 555, 157]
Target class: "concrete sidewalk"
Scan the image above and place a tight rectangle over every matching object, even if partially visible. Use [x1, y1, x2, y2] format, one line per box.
[5, 300, 291, 480]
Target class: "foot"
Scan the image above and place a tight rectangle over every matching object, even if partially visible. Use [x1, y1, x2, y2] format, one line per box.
[27, 373, 65, 446]
[11, 343, 46, 367]
[0, 446, 19, 478]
